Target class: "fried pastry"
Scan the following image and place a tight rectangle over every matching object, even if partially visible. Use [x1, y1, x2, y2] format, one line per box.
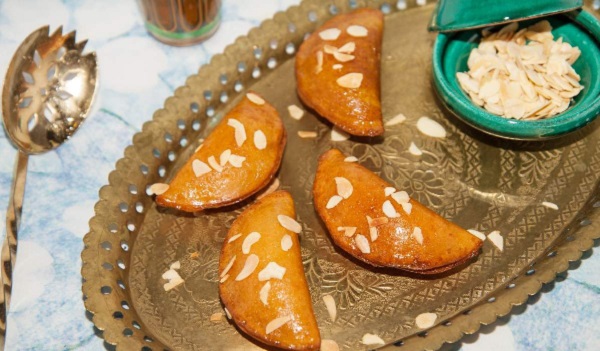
[313, 149, 483, 274]
[219, 191, 320, 350]
[155, 92, 286, 212]
[296, 8, 384, 137]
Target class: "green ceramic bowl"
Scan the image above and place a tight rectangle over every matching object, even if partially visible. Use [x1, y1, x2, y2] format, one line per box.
[432, 10, 600, 140]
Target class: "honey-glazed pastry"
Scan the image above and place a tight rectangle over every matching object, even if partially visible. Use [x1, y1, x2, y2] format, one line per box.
[219, 191, 320, 350]
[313, 149, 483, 274]
[296, 8, 384, 137]
[154, 92, 286, 212]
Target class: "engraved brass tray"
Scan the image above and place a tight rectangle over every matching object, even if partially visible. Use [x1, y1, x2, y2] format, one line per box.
[81, 1, 600, 350]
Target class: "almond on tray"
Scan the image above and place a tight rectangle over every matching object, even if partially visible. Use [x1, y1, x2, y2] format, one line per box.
[154, 92, 286, 212]
[218, 191, 320, 350]
[296, 8, 384, 137]
[313, 149, 483, 274]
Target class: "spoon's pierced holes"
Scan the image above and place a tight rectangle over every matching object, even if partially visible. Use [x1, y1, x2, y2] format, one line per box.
[132, 321, 141, 330]
[506, 283, 516, 289]
[192, 120, 201, 131]
[303, 32, 311, 41]
[56, 90, 72, 100]
[101, 241, 112, 251]
[252, 67, 261, 79]
[56, 47, 67, 61]
[44, 105, 55, 121]
[220, 91, 228, 103]
[63, 72, 78, 81]
[206, 106, 215, 117]
[267, 57, 277, 69]
[177, 119, 186, 130]
[237, 62, 246, 73]
[117, 280, 126, 290]
[22, 71, 34, 85]
[269, 39, 278, 50]
[219, 74, 228, 85]
[167, 151, 176, 162]
[190, 102, 199, 113]
[135, 201, 144, 213]
[580, 218, 591, 227]
[349, 0, 358, 8]
[143, 336, 154, 343]
[393, 340, 404, 346]
[140, 164, 149, 175]
[234, 80, 243, 92]
[18, 96, 32, 109]
[129, 184, 138, 195]
[442, 320, 452, 326]
[33, 50, 42, 67]
[164, 133, 173, 143]
[397, 0, 408, 10]
[487, 297, 496, 303]
[121, 240, 129, 252]
[526, 268, 536, 276]
[47, 64, 57, 81]
[381, 3, 392, 14]
[113, 311, 123, 320]
[27, 114, 38, 132]
[121, 300, 130, 310]
[329, 4, 339, 15]
[152, 148, 161, 159]
[158, 165, 166, 178]
[308, 11, 318, 22]
[119, 202, 128, 213]
[288, 23, 296, 33]
[123, 328, 133, 337]
[117, 259, 126, 270]
[285, 43, 295, 55]
[253, 47, 262, 60]
[108, 223, 118, 233]
[40, 87, 48, 97]
[180, 136, 188, 147]
[100, 286, 112, 295]
[203, 90, 212, 101]
[102, 262, 113, 271]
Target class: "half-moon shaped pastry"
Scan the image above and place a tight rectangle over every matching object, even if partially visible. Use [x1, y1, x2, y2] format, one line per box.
[313, 149, 483, 274]
[155, 92, 286, 212]
[296, 8, 384, 137]
[219, 191, 320, 350]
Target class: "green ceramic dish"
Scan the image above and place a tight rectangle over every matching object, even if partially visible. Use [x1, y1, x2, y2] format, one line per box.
[432, 10, 600, 140]
[429, 0, 583, 32]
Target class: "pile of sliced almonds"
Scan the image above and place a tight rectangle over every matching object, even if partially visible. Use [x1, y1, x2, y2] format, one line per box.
[457, 20, 583, 120]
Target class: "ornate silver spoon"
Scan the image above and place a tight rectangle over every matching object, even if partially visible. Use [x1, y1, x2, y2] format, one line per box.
[0, 26, 97, 348]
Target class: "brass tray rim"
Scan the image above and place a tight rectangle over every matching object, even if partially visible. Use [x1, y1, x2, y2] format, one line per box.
[80, 1, 600, 350]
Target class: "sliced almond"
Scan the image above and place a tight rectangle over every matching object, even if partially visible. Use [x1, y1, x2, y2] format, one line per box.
[319, 28, 341, 41]
[401, 202, 413, 215]
[242, 232, 261, 254]
[281, 234, 293, 251]
[287, 104, 304, 120]
[256, 178, 280, 200]
[542, 201, 559, 210]
[467, 229, 486, 241]
[221, 255, 236, 278]
[228, 154, 246, 168]
[412, 227, 423, 245]
[326, 195, 343, 209]
[487, 230, 504, 251]
[347, 25, 368, 37]
[391, 191, 410, 204]
[162, 269, 180, 281]
[321, 339, 340, 351]
[355, 234, 371, 254]
[246, 92, 265, 105]
[332, 64, 343, 70]
[408, 142, 423, 156]
[322, 294, 337, 321]
[415, 312, 437, 329]
[382, 200, 400, 218]
[227, 118, 246, 147]
[219, 149, 232, 167]
[338, 226, 357, 237]
[259, 281, 271, 305]
[254, 130, 267, 150]
[370, 217, 389, 227]
[324, 44, 339, 55]
[210, 312, 223, 322]
[298, 130, 318, 138]
[235, 254, 259, 281]
[417, 116, 447, 138]
[208, 155, 223, 173]
[163, 276, 184, 291]
[344, 156, 358, 162]
[331, 127, 350, 141]
[266, 315, 292, 334]
[361, 333, 385, 345]
[170, 261, 181, 270]
[338, 41, 356, 53]
[228, 233, 242, 243]
[333, 51, 355, 62]
[335, 177, 353, 199]
[316, 50, 323, 74]
[192, 160, 211, 177]
[369, 226, 378, 242]
[219, 274, 229, 283]
[385, 113, 407, 126]
[258, 262, 286, 281]
[149, 183, 169, 196]
[277, 215, 302, 233]
[384, 187, 396, 196]
[336, 72, 363, 89]
[224, 307, 232, 319]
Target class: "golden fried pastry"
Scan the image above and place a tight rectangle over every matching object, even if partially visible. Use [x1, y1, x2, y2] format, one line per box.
[296, 8, 384, 137]
[313, 149, 483, 274]
[219, 191, 320, 350]
[155, 92, 286, 212]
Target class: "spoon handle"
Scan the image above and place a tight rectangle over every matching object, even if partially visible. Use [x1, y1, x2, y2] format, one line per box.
[0, 151, 29, 349]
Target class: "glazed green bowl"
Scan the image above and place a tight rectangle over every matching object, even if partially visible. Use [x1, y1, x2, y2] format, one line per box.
[432, 10, 600, 140]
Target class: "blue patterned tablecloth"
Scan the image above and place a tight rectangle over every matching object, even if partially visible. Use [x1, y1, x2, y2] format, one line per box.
[0, 0, 598, 350]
